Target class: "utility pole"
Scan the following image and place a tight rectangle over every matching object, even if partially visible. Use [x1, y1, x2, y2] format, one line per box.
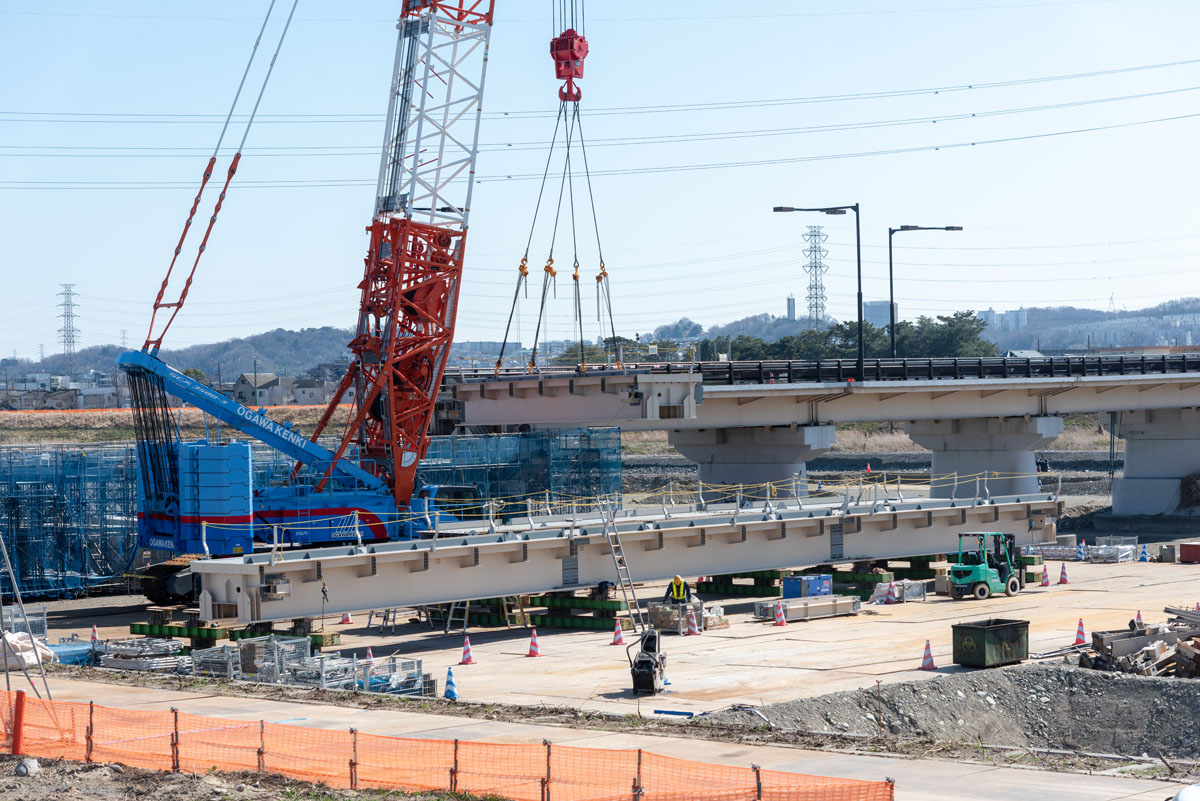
[120, 329, 128, 349]
[58, 284, 78, 376]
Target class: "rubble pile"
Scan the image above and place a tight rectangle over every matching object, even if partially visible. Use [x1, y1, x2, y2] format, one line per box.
[1078, 608, 1200, 677]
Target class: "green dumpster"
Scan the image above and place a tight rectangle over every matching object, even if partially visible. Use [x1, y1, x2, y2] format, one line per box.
[951, 618, 1028, 668]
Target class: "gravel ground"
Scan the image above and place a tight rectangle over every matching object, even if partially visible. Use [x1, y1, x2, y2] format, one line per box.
[0, 754, 440, 801]
[707, 662, 1200, 760]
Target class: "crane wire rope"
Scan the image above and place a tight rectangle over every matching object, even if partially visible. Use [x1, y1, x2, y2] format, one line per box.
[141, 0, 300, 352]
[494, 100, 567, 373]
[498, 0, 610, 373]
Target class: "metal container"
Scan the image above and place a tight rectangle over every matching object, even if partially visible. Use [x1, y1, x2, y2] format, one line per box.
[951, 618, 1028, 668]
[1179, 543, 1200, 563]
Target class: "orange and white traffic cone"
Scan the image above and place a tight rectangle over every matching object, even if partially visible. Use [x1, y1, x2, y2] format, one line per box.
[919, 640, 936, 671]
[1074, 618, 1087, 646]
[339, 612, 354, 625]
[365, 646, 375, 666]
[1039, 568, 1050, 588]
[526, 628, 541, 657]
[773, 601, 788, 627]
[611, 620, 626, 645]
[1135, 610, 1143, 625]
[90, 624, 99, 643]
[460, 635, 476, 665]
[1057, 563, 1070, 585]
[885, 582, 899, 604]
[686, 605, 701, 636]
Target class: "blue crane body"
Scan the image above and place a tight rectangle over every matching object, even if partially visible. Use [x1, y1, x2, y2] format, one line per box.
[119, 351, 452, 558]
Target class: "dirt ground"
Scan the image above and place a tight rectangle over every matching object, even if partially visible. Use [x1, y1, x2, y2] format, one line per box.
[0, 755, 454, 800]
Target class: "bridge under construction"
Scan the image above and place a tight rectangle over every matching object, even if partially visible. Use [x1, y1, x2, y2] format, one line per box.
[192, 490, 1060, 623]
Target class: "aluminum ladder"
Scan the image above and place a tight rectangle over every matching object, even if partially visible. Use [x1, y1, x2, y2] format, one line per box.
[603, 509, 645, 633]
[443, 600, 470, 635]
[502, 596, 529, 628]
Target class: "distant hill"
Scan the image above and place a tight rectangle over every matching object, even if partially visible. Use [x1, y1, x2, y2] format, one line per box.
[11, 327, 353, 379]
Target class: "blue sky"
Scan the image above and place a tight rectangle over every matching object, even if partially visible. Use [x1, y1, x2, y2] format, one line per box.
[2, 0, 1198, 359]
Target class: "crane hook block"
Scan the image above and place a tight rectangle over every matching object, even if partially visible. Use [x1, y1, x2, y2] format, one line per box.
[550, 28, 588, 102]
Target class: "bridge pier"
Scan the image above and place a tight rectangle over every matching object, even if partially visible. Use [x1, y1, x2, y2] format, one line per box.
[906, 416, 1063, 499]
[668, 425, 835, 501]
[1112, 409, 1200, 515]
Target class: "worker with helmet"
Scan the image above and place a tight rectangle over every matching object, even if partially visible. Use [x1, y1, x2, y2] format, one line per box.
[663, 575, 692, 604]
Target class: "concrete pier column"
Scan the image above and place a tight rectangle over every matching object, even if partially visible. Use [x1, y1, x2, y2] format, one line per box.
[1112, 409, 1200, 516]
[668, 425, 835, 501]
[905, 417, 1063, 499]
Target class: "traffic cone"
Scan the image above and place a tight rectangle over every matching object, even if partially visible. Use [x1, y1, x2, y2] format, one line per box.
[1075, 543, 1085, 561]
[919, 640, 936, 671]
[611, 620, 625, 645]
[460, 636, 476, 665]
[1136, 610, 1143, 625]
[90, 624, 99, 643]
[885, 582, 899, 604]
[526, 628, 541, 657]
[1195, 602, 1199, 612]
[444, 666, 459, 700]
[773, 601, 788, 627]
[365, 646, 375, 666]
[1039, 568, 1050, 588]
[866, 462, 872, 474]
[1074, 618, 1087, 646]
[686, 605, 701, 636]
[1139, 544, 1150, 562]
[1058, 563, 1070, 585]
[339, 612, 354, 625]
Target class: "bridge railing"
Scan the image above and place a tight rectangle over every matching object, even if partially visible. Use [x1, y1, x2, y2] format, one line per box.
[442, 354, 1200, 387]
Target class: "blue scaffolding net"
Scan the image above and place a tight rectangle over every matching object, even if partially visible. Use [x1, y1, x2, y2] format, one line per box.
[0, 444, 140, 598]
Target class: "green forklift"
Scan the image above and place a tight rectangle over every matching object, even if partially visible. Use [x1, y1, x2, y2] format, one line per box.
[949, 532, 1024, 600]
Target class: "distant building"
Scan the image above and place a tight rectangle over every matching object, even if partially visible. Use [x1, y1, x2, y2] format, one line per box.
[786, 295, 796, 321]
[864, 300, 897, 329]
[977, 306, 1028, 332]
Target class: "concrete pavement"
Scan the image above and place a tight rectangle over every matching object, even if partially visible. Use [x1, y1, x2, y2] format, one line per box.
[34, 676, 1183, 801]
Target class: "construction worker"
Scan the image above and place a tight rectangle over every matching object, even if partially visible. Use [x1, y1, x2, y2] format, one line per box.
[663, 575, 691, 604]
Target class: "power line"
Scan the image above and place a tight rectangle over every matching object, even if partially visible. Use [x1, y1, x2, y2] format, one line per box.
[7, 84, 1198, 159]
[4, 56, 1196, 124]
[7, 110, 1194, 190]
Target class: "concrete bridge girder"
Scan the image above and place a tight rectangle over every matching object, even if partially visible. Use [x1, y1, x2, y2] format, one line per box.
[1111, 408, 1200, 515]
[905, 416, 1064, 499]
[193, 496, 1061, 623]
[456, 373, 1200, 430]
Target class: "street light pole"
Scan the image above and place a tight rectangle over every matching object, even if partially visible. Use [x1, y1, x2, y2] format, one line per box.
[773, 204, 862, 379]
[886, 225, 964, 358]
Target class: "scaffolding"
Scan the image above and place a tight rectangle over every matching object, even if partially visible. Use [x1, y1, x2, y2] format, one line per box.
[0, 444, 139, 598]
[418, 427, 621, 508]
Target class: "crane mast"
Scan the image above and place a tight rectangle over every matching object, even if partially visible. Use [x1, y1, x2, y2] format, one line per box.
[310, 1, 495, 509]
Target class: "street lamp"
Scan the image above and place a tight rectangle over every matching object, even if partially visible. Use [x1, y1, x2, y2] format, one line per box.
[886, 225, 964, 358]
[774, 204, 862, 379]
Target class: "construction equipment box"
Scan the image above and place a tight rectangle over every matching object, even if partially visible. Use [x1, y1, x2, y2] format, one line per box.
[783, 575, 832, 598]
[1179, 543, 1200, 563]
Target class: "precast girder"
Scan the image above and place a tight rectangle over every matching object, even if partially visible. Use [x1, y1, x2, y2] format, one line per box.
[193, 494, 1061, 623]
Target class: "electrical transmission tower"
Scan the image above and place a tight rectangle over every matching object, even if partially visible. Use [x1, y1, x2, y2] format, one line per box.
[58, 283, 78, 375]
[802, 226, 829, 328]
[120, 329, 128, 348]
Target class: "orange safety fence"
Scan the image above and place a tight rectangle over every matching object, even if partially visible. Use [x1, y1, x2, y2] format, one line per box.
[0, 690, 893, 801]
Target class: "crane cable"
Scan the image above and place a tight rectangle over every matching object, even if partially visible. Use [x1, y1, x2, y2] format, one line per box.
[141, 0, 300, 353]
[496, 0, 614, 374]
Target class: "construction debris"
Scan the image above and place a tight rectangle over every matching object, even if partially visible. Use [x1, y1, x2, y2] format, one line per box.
[1076, 611, 1200, 677]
